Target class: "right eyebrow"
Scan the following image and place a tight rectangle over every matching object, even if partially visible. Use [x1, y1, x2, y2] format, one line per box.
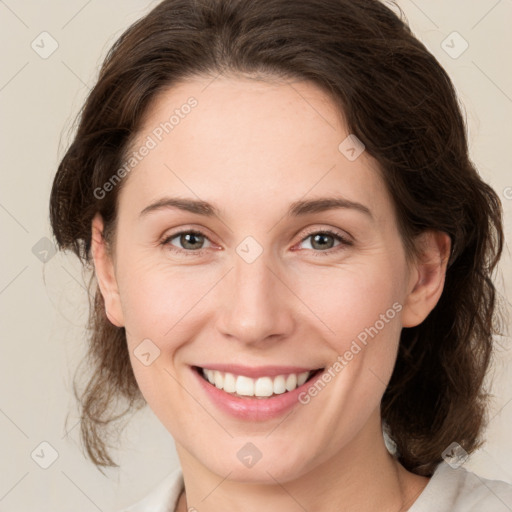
[139, 197, 219, 218]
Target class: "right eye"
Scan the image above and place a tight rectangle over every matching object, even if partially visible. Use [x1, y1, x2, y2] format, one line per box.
[161, 230, 214, 254]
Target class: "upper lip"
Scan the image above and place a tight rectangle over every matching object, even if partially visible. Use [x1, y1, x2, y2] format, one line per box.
[194, 364, 323, 378]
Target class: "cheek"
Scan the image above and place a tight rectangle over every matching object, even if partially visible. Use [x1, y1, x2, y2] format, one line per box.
[117, 260, 215, 418]
[116, 257, 216, 348]
[291, 259, 406, 349]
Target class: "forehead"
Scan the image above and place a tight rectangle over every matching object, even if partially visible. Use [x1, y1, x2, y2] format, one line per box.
[118, 75, 390, 224]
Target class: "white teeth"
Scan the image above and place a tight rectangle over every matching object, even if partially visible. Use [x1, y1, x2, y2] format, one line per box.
[297, 371, 309, 386]
[285, 373, 297, 391]
[254, 377, 274, 397]
[214, 371, 224, 389]
[273, 375, 287, 394]
[201, 368, 315, 397]
[205, 369, 215, 384]
[236, 375, 254, 396]
[223, 372, 236, 393]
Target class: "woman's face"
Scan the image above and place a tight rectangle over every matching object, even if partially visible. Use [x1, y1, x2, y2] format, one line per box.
[93, 76, 441, 482]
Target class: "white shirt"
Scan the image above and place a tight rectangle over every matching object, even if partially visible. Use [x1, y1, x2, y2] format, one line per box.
[118, 461, 512, 511]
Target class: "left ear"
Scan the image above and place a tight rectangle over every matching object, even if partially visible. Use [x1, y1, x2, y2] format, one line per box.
[401, 230, 452, 328]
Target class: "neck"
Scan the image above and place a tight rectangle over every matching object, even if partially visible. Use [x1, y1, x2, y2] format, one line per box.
[175, 410, 429, 512]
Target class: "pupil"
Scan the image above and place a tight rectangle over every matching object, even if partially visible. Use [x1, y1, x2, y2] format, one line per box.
[313, 233, 333, 250]
[182, 233, 203, 249]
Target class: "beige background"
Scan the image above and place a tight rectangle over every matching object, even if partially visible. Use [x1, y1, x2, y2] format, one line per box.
[0, 1, 511, 510]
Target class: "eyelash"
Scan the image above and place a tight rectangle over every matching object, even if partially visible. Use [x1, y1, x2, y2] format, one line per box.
[160, 227, 352, 256]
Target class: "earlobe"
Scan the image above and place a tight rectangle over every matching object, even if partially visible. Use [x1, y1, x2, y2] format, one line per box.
[90, 213, 124, 327]
[401, 230, 451, 328]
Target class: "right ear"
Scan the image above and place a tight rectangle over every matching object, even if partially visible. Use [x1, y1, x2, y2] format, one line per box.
[90, 213, 124, 327]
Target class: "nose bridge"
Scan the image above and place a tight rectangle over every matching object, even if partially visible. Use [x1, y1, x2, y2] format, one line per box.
[216, 244, 294, 343]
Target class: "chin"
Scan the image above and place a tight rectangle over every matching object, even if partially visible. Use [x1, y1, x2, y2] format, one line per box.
[195, 441, 316, 484]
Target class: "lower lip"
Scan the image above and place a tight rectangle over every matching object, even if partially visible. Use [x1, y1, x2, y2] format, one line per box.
[192, 367, 324, 421]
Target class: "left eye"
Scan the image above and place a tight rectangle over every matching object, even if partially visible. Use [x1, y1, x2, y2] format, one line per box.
[297, 230, 349, 252]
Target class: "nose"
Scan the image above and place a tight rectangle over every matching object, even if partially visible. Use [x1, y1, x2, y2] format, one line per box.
[215, 250, 296, 346]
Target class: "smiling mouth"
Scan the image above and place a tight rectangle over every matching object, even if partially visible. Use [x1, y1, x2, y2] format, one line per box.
[194, 366, 324, 399]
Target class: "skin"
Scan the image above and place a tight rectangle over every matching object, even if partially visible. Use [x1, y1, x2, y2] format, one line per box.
[91, 75, 451, 511]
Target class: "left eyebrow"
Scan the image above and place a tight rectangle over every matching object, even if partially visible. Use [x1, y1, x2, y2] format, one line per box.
[287, 197, 373, 220]
[138, 196, 373, 220]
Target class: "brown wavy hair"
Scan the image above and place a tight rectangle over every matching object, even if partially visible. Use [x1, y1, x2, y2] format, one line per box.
[49, 0, 505, 476]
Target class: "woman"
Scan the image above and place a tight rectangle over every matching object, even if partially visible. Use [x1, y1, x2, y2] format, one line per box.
[49, 0, 512, 510]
